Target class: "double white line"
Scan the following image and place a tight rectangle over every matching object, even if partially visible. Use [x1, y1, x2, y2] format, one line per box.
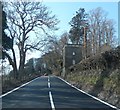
[48, 76, 55, 110]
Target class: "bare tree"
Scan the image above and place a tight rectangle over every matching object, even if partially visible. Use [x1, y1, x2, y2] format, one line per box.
[42, 32, 69, 73]
[3, 1, 59, 78]
[88, 7, 116, 55]
[58, 32, 69, 55]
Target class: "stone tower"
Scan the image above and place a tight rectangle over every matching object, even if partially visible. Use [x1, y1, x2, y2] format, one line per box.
[62, 44, 82, 77]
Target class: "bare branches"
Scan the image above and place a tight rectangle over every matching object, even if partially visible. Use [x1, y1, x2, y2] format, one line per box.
[88, 7, 116, 55]
[5, 1, 59, 46]
[25, 40, 46, 52]
[3, 1, 59, 73]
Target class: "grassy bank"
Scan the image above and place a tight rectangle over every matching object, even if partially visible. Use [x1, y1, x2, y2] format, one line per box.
[65, 68, 120, 108]
[64, 46, 120, 108]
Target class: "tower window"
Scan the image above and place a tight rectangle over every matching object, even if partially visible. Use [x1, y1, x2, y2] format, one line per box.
[72, 60, 75, 65]
[73, 52, 75, 55]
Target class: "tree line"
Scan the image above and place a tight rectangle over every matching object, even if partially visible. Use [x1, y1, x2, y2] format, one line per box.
[44, 7, 117, 75]
[1, 1, 117, 80]
[1, 1, 59, 79]
[68, 7, 116, 59]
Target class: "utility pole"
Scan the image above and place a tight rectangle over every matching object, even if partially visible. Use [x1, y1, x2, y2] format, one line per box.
[83, 27, 87, 59]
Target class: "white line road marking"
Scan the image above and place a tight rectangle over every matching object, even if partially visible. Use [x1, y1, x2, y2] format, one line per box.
[0, 77, 40, 98]
[57, 76, 119, 110]
[49, 91, 55, 110]
[48, 82, 51, 88]
[48, 77, 50, 82]
[48, 76, 55, 110]
[48, 76, 50, 88]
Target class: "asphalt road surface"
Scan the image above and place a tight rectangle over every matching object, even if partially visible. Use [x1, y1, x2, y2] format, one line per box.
[1, 76, 118, 110]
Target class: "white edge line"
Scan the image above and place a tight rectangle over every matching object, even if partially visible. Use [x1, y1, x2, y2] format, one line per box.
[49, 91, 55, 110]
[57, 76, 119, 110]
[0, 77, 40, 98]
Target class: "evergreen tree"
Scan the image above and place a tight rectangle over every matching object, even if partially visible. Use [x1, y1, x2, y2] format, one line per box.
[2, 2, 13, 59]
[69, 8, 88, 45]
[1, 2, 17, 78]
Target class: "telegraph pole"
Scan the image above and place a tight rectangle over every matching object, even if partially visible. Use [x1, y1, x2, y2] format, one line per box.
[83, 27, 87, 59]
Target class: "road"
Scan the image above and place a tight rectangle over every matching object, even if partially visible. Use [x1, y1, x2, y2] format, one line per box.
[1, 76, 118, 110]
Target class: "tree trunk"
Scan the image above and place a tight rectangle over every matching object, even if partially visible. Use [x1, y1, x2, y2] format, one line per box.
[18, 31, 26, 74]
[19, 49, 26, 74]
[3, 51, 18, 79]
[11, 48, 18, 79]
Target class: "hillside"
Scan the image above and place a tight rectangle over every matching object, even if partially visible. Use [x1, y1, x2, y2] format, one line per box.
[64, 46, 120, 108]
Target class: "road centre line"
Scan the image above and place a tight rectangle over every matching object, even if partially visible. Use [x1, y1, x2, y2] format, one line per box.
[48, 82, 51, 88]
[0, 77, 40, 98]
[57, 76, 119, 110]
[48, 76, 55, 110]
[48, 77, 50, 82]
[49, 91, 55, 110]
[48, 76, 50, 88]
